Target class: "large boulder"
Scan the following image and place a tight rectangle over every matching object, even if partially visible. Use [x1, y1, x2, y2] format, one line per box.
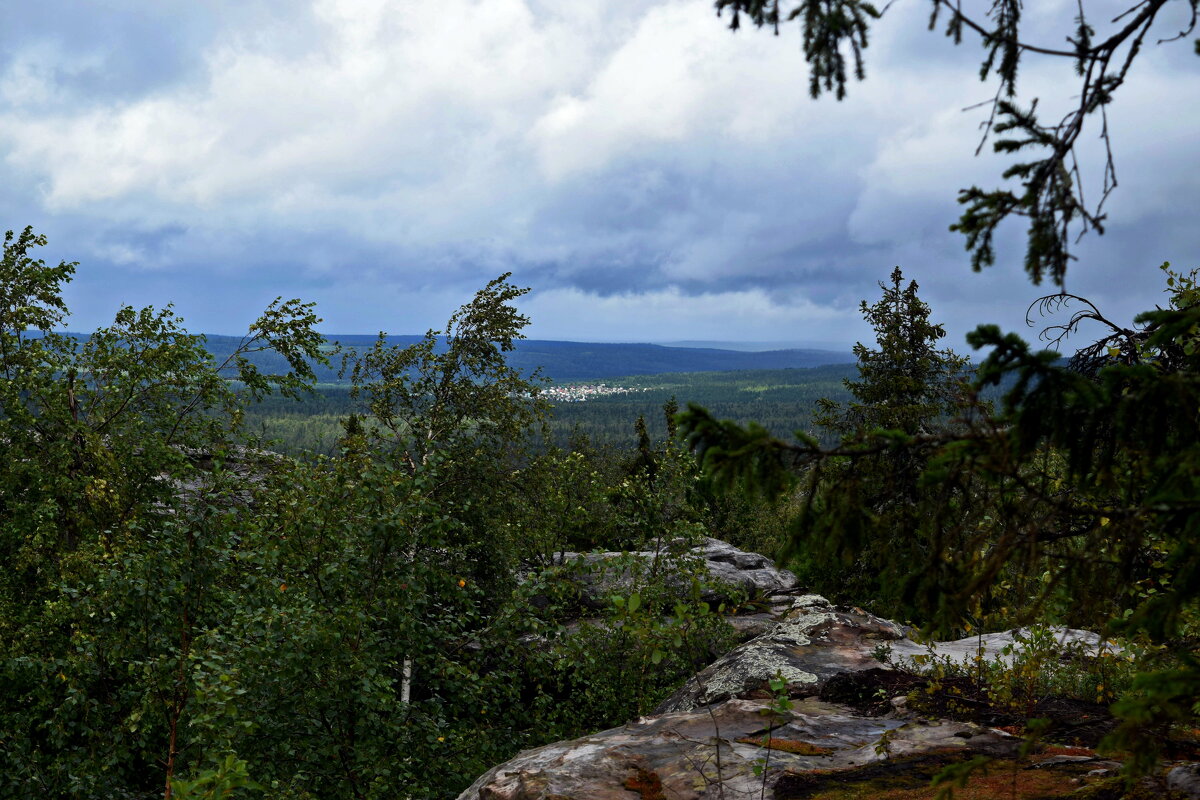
[694, 538, 801, 596]
[554, 537, 799, 609]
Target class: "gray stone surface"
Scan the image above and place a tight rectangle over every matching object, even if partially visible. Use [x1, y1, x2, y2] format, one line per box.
[694, 538, 800, 597]
[455, 697, 1020, 800]
[1168, 762, 1200, 799]
[657, 594, 1118, 714]
[555, 537, 798, 608]
[465, 558, 1124, 800]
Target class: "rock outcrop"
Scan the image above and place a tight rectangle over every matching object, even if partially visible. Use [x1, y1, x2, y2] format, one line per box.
[657, 594, 1114, 714]
[456, 697, 1021, 800]
[460, 568, 1132, 800]
[1169, 763, 1200, 800]
[554, 537, 799, 609]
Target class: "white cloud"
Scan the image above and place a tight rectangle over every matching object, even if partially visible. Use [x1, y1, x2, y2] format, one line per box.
[3, 0, 570, 216]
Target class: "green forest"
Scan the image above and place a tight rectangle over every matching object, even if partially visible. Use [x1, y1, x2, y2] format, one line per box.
[241, 365, 860, 456]
[4, 229, 1199, 798]
[3, 1, 1200, 799]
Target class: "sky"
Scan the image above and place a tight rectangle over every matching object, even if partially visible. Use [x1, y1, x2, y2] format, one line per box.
[2, 0, 1198, 353]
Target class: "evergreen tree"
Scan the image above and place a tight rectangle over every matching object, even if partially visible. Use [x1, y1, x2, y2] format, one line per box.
[792, 268, 972, 611]
[816, 266, 970, 438]
[680, 265, 1200, 767]
[684, 3, 1200, 765]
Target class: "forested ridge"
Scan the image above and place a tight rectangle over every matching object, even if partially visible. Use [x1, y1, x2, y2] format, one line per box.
[204, 334, 849, 385]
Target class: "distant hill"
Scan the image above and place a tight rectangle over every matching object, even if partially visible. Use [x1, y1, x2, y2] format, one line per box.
[504, 340, 850, 381]
[47, 330, 851, 382]
[197, 333, 853, 383]
[657, 339, 854, 352]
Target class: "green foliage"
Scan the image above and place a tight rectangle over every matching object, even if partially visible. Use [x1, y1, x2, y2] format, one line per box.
[342, 272, 547, 472]
[949, 268, 1200, 765]
[501, 446, 625, 559]
[901, 625, 1142, 715]
[684, 268, 975, 614]
[0, 226, 75, 333]
[816, 267, 971, 438]
[797, 268, 972, 610]
[223, 452, 539, 797]
[539, 588, 733, 732]
[528, 533, 736, 734]
[171, 756, 262, 800]
[0, 234, 756, 799]
[500, 402, 740, 737]
[683, 263, 1200, 771]
[0, 228, 326, 797]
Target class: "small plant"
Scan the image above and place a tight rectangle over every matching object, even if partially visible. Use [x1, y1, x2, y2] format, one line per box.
[902, 624, 1143, 718]
[751, 672, 795, 798]
[873, 726, 896, 758]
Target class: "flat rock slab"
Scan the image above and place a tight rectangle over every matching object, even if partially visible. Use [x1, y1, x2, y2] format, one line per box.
[455, 698, 1020, 800]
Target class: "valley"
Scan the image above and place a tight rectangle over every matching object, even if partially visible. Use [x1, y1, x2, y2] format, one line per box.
[241, 364, 859, 455]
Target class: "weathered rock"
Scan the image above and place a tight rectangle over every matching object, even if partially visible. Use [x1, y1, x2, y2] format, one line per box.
[461, 586, 1125, 799]
[455, 697, 1021, 800]
[695, 538, 799, 597]
[656, 594, 1116, 714]
[655, 595, 898, 713]
[555, 537, 799, 608]
[1168, 762, 1200, 799]
[725, 610, 780, 643]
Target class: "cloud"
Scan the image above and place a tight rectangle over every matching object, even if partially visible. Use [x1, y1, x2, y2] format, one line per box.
[0, 0, 1197, 347]
[522, 284, 857, 343]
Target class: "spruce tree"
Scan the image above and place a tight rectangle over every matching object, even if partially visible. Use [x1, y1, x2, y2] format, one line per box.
[816, 266, 969, 438]
[796, 268, 972, 611]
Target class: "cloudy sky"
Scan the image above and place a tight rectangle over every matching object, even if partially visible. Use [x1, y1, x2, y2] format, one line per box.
[3, 0, 1198, 351]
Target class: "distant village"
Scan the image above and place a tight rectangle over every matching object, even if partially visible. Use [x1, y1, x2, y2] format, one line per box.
[542, 383, 650, 403]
